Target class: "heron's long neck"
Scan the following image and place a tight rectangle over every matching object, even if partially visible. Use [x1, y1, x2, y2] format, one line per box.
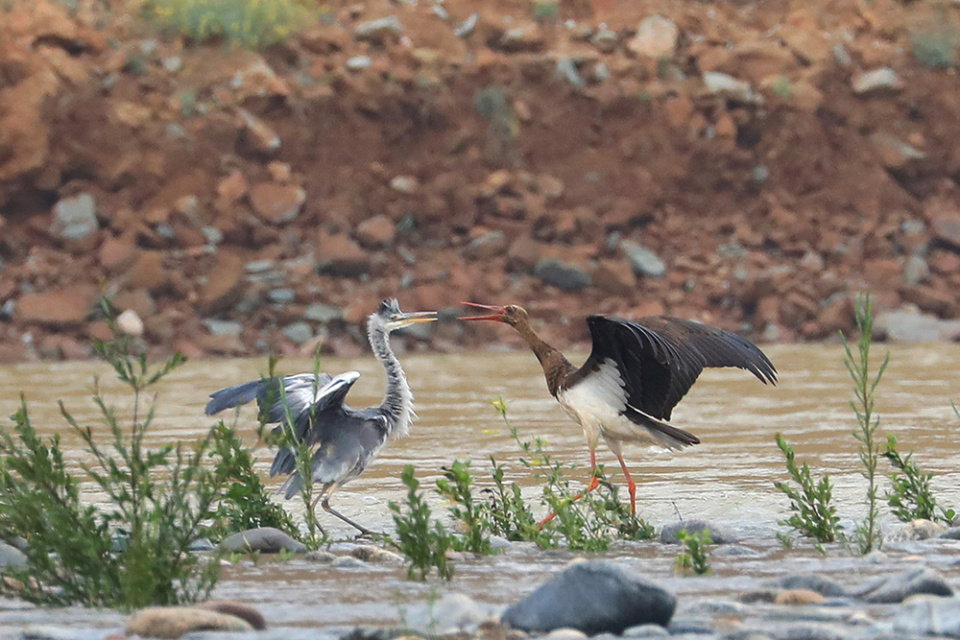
[368, 320, 414, 439]
[514, 320, 573, 397]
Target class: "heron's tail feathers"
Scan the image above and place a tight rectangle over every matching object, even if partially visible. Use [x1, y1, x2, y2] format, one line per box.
[621, 407, 701, 449]
[204, 380, 264, 416]
[270, 447, 296, 478]
[278, 471, 304, 499]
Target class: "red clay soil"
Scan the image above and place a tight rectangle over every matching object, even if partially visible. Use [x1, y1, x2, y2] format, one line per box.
[1, 0, 959, 363]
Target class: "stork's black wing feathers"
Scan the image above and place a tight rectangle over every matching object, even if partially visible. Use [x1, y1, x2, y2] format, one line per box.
[580, 315, 777, 421]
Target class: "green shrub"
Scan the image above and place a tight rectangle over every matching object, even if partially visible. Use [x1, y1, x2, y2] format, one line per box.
[883, 434, 955, 524]
[436, 460, 491, 554]
[206, 422, 299, 541]
[145, 0, 314, 49]
[388, 465, 454, 581]
[674, 529, 712, 575]
[774, 432, 842, 546]
[0, 305, 224, 608]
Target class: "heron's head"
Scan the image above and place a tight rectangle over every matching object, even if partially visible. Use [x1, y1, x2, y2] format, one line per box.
[374, 298, 438, 332]
[460, 302, 528, 327]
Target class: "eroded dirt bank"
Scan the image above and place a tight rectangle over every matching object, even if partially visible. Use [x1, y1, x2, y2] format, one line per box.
[1, 0, 960, 362]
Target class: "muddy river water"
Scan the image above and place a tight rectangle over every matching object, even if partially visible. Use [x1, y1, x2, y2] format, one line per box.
[1, 344, 959, 630]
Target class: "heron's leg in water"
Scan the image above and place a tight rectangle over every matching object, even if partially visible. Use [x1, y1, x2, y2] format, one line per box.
[308, 483, 332, 538]
[538, 449, 601, 527]
[320, 483, 376, 537]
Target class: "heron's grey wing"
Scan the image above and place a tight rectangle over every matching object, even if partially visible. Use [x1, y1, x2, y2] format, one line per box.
[204, 372, 334, 417]
[269, 372, 363, 478]
[205, 379, 264, 415]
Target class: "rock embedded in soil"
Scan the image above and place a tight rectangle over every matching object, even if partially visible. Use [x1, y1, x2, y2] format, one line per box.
[17, 290, 94, 326]
[219, 527, 307, 554]
[851, 67, 903, 95]
[249, 182, 306, 224]
[659, 519, 736, 545]
[620, 240, 666, 279]
[626, 16, 679, 59]
[126, 606, 253, 638]
[533, 257, 591, 291]
[501, 560, 676, 634]
[50, 192, 99, 249]
[856, 567, 953, 603]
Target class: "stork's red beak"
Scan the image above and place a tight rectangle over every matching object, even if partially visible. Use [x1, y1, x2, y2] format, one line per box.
[460, 301, 507, 322]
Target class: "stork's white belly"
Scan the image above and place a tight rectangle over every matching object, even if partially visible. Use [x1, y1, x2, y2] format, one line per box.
[557, 358, 667, 449]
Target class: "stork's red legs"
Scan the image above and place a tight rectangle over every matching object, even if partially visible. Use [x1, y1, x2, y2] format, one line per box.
[614, 451, 637, 515]
[538, 450, 600, 527]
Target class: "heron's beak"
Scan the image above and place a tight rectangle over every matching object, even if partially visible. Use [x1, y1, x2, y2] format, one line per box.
[393, 310, 438, 328]
[460, 302, 507, 322]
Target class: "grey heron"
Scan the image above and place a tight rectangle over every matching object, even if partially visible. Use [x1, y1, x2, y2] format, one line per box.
[205, 298, 437, 535]
[461, 302, 777, 521]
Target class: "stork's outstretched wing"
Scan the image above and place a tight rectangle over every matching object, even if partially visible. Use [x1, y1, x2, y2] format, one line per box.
[576, 315, 777, 421]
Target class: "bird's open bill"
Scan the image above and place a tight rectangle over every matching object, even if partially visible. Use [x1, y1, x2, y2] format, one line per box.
[392, 310, 438, 327]
[460, 302, 507, 322]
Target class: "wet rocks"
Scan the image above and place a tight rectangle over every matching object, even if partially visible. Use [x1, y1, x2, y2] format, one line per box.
[219, 527, 307, 554]
[501, 560, 676, 634]
[856, 567, 953, 603]
[407, 593, 495, 634]
[660, 520, 736, 545]
[126, 606, 253, 638]
[198, 600, 266, 630]
[774, 574, 846, 598]
[350, 544, 404, 563]
[892, 594, 960, 637]
[884, 518, 946, 543]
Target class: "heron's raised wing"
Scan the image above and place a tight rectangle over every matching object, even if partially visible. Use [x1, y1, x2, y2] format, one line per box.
[578, 315, 776, 421]
[205, 371, 361, 427]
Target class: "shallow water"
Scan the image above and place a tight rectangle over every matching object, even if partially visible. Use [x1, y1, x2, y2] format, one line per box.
[1, 343, 959, 628]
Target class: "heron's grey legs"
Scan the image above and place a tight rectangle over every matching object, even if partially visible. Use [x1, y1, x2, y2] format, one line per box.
[317, 483, 376, 536]
[322, 497, 375, 537]
[308, 485, 330, 538]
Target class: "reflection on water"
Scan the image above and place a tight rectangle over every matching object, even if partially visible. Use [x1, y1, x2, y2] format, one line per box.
[1, 344, 959, 626]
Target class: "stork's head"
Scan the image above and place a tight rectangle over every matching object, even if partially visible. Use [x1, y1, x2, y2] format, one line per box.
[373, 298, 437, 332]
[460, 302, 528, 327]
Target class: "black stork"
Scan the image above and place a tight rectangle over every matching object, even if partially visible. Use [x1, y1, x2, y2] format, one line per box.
[461, 302, 777, 519]
[205, 299, 436, 535]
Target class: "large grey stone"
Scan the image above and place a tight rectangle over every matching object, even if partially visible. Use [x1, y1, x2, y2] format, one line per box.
[856, 567, 953, 603]
[533, 257, 591, 291]
[501, 560, 676, 634]
[219, 527, 306, 554]
[0, 542, 27, 568]
[659, 519, 736, 545]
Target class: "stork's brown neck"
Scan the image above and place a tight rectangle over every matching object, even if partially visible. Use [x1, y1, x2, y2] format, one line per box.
[512, 318, 575, 397]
